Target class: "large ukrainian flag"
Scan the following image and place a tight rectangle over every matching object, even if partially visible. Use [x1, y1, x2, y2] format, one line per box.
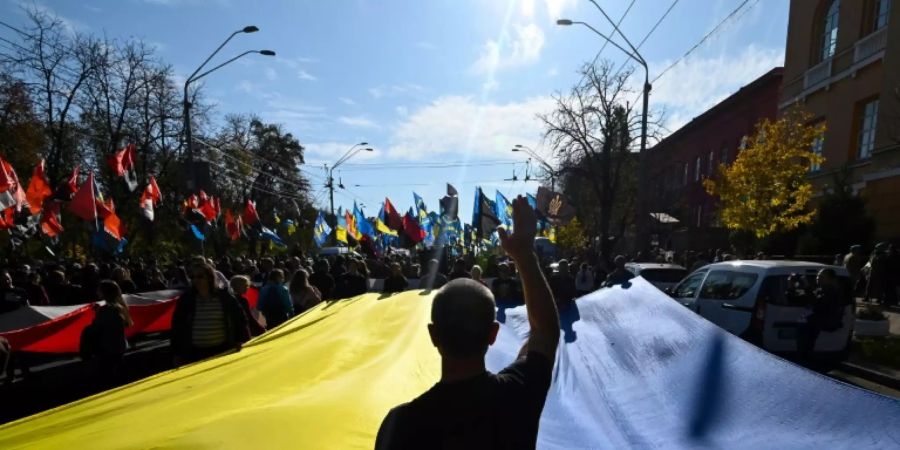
[2, 280, 899, 449]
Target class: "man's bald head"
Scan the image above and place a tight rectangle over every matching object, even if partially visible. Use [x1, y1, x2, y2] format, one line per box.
[430, 279, 498, 358]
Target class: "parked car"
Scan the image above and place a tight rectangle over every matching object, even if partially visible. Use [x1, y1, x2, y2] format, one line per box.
[668, 260, 854, 359]
[625, 263, 687, 291]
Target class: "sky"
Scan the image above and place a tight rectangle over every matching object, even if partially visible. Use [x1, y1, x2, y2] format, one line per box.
[0, 0, 789, 222]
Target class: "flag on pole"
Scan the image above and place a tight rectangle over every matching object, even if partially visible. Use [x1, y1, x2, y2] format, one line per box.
[495, 190, 513, 228]
[472, 187, 500, 239]
[354, 203, 375, 237]
[345, 208, 361, 241]
[53, 166, 80, 201]
[107, 143, 139, 191]
[68, 172, 100, 222]
[224, 209, 242, 241]
[314, 211, 331, 247]
[243, 200, 260, 226]
[383, 197, 404, 231]
[40, 200, 64, 238]
[139, 176, 162, 221]
[402, 209, 426, 244]
[260, 226, 286, 248]
[25, 160, 52, 216]
[0, 157, 25, 211]
[376, 203, 398, 237]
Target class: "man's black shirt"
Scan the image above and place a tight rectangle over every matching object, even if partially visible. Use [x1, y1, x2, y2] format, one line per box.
[309, 271, 335, 299]
[375, 352, 553, 450]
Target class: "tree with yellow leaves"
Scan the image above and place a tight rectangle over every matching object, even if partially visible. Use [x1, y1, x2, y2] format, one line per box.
[704, 109, 825, 239]
[556, 217, 588, 251]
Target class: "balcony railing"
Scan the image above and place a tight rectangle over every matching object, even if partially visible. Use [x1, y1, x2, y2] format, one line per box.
[803, 58, 832, 90]
[854, 26, 888, 63]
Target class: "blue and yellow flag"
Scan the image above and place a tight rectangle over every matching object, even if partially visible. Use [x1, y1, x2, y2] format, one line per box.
[313, 211, 331, 247]
[495, 190, 513, 228]
[376, 203, 398, 237]
[354, 203, 375, 237]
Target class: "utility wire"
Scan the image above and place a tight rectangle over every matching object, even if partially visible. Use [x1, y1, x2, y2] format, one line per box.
[649, 0, 755, 85]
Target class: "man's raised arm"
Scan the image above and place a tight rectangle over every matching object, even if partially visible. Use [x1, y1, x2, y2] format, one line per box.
[498, 196, 560, 360]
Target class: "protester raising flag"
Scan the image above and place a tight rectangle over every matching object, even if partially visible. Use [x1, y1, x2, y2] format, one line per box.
[107, 143, 139, 191]
[472, 186, 500, 239]
[139, 176, 162, 221]
[25, 160, 52, 216]
[313, 211, 331, 247]
[260, 226, 286, 248]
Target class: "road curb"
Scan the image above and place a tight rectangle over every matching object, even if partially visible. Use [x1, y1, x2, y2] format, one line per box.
[839, 362, 900, 391]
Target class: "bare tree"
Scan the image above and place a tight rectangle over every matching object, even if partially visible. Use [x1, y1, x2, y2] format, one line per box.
[539, 62, 659, 257]
[6, 7, 100, 182]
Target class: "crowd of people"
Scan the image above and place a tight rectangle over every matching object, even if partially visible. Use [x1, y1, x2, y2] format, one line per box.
[2, 235, 899, 387]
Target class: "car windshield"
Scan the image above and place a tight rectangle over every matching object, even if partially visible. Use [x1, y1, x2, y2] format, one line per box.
[639, 269, 687, 283]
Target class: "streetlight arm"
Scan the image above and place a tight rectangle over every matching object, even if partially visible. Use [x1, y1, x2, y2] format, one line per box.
[186, 30, 242, 84]
[587, 0, 646, 66]
[191, 50, 265, 84]
[333, 144, 363, 169]
[571, 21, 642, 68]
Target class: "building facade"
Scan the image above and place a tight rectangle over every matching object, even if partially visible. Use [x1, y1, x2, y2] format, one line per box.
[780, 0, 899, 240]
[639, 68, 784, 252]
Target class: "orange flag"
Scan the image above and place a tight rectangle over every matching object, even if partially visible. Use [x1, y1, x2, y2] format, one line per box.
[26, 160, 52, 215]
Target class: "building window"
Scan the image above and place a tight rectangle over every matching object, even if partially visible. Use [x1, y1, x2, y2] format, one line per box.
[857, 98, 879, 159]
[721, 147, 729, 166]
[683, 162, 688, 186]
[695, 156, 702, 182]
[810, 127, 825, 172]
[819, 0, 840, 62]
[696, 205, 703, 228]
[708, 151, 715, 176]
[875, 0, 891, 30]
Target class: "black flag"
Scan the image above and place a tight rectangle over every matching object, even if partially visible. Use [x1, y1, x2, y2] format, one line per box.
[535, 186, 575, 225]
[473, 187, 500, 239]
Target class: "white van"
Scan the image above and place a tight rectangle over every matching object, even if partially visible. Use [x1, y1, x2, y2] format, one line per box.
[625, 263, 687, 292]
[669, 261, 854, 359]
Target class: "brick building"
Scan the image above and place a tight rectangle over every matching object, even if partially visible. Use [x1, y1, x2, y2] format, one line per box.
[780, 0, 900, 241]
[638, 68, 784, 252]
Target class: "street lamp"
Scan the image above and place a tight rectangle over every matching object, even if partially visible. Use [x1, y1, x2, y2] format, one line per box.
[556, 18, 649, 155]
[326, 142, 372, 218]
[183, 25, 273, 190]
[512, 144, 556, 191]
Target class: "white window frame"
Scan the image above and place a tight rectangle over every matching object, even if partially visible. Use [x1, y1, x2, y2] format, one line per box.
[858, 99, 879, 159]
[820, 0, 840, 62]
[810, 129, 825, 172]
[875, 0, 891, 31]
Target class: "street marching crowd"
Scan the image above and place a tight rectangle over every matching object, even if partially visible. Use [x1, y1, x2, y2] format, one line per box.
[1, 147, 899, 407]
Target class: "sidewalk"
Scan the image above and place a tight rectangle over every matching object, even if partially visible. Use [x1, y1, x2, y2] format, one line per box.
[844, 300, 900, 391]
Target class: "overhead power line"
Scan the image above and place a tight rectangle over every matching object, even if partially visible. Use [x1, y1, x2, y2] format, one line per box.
[650, 0, 756, 85]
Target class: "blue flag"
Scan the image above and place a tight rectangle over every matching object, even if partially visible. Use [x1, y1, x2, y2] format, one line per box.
[190, 224, 206, 241]
[413, 192, 429, 225]
[527, 193, 538, 210]
[495, 190, 513, 227]
[260, 226, 287, 248]
[354, 203, 375, 237]
[313, 211, 331, 247]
